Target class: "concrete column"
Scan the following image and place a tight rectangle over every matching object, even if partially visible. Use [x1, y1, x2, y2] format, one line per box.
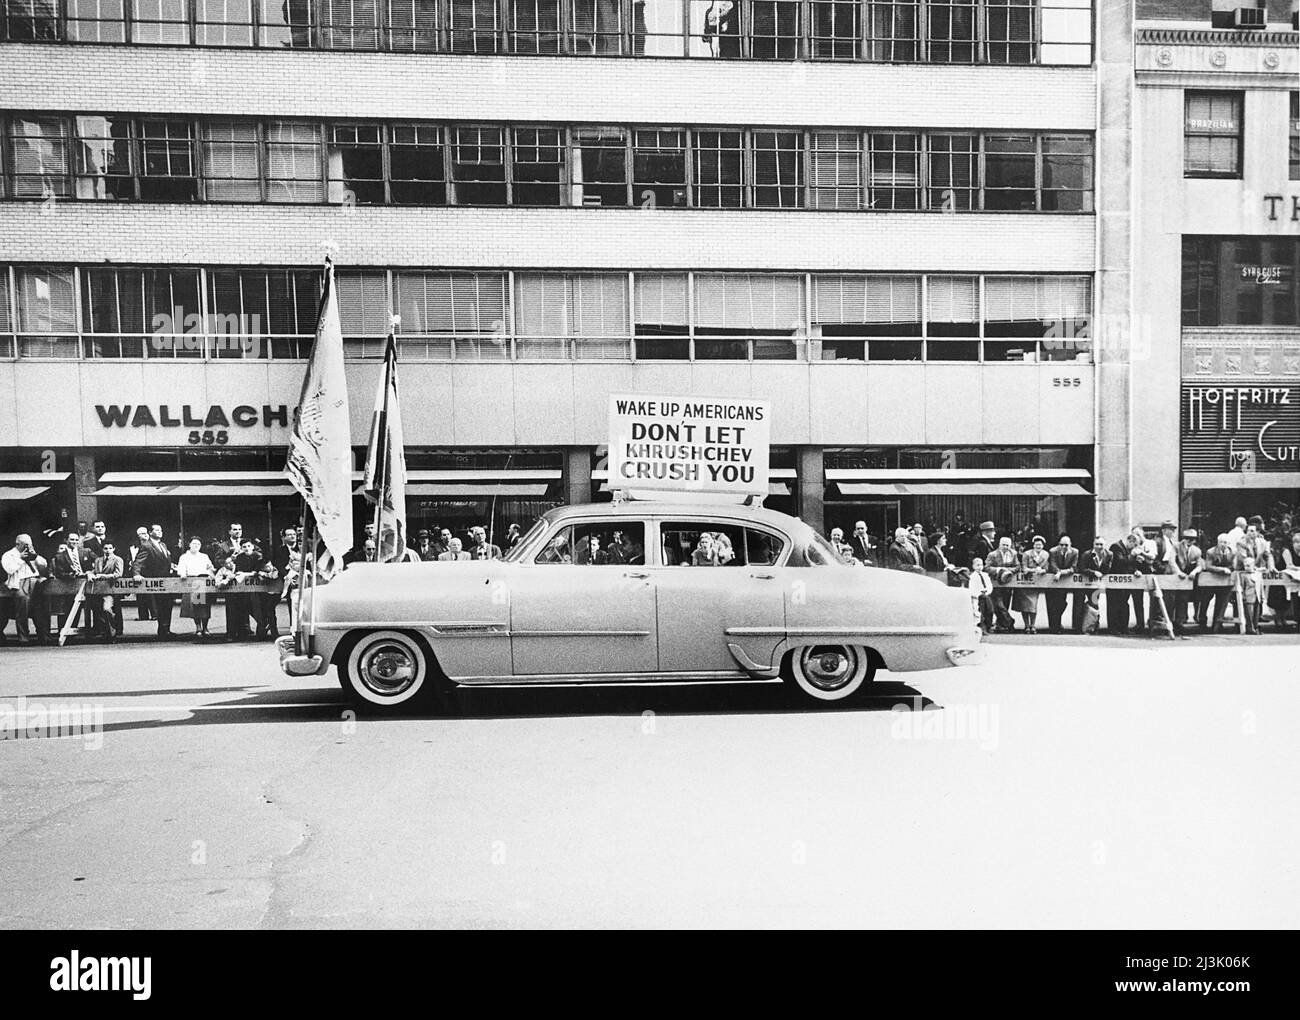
[73, 452, 98, 527]
[1094, 0, 1135, 540]
[566, 447, 592, 507]
[795, 446, 824, 530]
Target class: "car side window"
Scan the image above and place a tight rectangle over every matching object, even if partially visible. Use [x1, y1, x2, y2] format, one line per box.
[661, 523, 745, 567]
[745, 528, 786, 566]
[536, 522, 646, 565]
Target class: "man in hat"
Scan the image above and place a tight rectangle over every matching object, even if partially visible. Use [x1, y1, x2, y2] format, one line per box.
[969, 521, 997, 570]
[1171, 528, 1203, 635]
[1146, 520, 1181, 632]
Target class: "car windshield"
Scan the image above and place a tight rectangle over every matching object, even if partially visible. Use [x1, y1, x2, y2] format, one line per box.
[502, 517, 550, 563]
[806, 530, 849, 567]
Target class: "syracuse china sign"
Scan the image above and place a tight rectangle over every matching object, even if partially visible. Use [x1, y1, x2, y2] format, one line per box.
[608, 395, 771, 496]
[1182, 385, 1300, 471]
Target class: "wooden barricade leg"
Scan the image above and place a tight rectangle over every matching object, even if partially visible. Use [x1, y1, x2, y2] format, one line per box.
[57, 580, 88, 647]
[1149, 579, 1175, 640]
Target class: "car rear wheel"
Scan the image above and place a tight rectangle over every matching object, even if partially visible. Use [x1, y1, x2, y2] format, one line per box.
[784, 644, 874, 703]
[341, 630, 430, 710]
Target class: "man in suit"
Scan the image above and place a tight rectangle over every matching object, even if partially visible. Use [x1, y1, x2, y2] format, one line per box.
[907, 523, 928, 560]
[984, 536, 1020, 633]
[229, 538, 263, 640]
[87, 541, 124, 643]
[886, 527, 924, 573]
[1200, 533, 1238, 633]
[1170, 528, 1203, 635]
[1077, 536, 1112, 631]
[50, 531, 93, 633]
[969, 521, 998, 569]
[437, 537, 471, 561]
[82, 520, 108, 560]
[829, 527, 855, 564]
[211, 522, 244, 569]
[1044, 535, 1080, 633]
[849, 520, 874, 566]
[1106, 533, 1143, 634]
[131, 523, 175, 637]
[469, 526, 502, 561]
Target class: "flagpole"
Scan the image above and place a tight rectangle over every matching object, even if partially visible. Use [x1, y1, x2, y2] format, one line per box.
[373, 324, 396, 560]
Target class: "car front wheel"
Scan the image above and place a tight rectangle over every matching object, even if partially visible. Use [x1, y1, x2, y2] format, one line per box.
[784, 644, 874, 703]
[341, 630, 430, 710]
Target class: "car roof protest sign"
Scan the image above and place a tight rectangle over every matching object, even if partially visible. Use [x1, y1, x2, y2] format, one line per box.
[608, 395, 771, 498]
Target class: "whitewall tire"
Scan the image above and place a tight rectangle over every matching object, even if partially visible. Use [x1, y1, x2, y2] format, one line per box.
[785, 645, 873, 703]
[341, 630, 429, 709]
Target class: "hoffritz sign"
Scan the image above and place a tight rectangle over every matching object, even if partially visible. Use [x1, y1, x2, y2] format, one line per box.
[608, 395, 771, 495]
[1181, 385, 1300, 472]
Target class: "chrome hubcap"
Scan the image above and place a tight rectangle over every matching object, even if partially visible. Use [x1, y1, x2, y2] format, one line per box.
[358, 643, 417, 696]
[801, 646, 854, 691]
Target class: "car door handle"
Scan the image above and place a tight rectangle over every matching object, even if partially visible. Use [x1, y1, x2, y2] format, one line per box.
[750, 572, 776, 580]
[624, 571, 650, 579]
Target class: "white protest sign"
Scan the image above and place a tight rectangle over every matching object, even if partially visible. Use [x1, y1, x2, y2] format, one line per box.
[608, 395, 771, 495]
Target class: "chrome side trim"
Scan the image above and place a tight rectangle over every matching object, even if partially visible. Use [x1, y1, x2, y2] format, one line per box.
[512, 630, 651, 638]
[725, 642, 781, 679]
[313, 621, 508, 637]
[727, 626, 961, 637]
[453, 669, 750, 686]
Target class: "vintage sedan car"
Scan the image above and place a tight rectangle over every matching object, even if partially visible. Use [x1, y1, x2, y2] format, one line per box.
[277, 501, 983, 712]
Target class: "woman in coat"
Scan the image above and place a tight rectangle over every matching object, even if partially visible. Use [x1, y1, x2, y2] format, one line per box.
[176, 536, 216, 637]
[1017, 535, 1050, 634]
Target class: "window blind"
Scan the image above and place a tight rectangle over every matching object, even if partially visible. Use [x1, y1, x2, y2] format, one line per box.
[695, 274, 803, 331]
[926, 276, 979, 322]
[634, 273, 688, 327]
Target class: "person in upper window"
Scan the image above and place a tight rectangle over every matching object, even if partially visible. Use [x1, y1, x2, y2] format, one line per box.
[701, 0, 741, 58]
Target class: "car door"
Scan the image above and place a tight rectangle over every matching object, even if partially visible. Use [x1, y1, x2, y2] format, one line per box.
[509, 519, 658, 678]
[651, 519, 788, 675]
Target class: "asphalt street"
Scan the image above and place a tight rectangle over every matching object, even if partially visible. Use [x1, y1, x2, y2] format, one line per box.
[1, 631, 1296, 929]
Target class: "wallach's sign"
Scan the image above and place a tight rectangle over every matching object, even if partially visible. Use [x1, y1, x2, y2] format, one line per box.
[1181, 385, 1300, 471]
[608, 394, 771, 495]
[94, 404, 292, 429]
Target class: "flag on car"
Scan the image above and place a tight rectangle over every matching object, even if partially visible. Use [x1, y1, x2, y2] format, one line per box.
[286, 259, 354, 564]
[362, 332, 408, 563]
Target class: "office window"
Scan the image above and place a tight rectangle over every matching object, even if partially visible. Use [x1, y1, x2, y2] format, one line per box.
[3, 0, 61, 40]
[336, 271, 389, 357]
[511, 127, 565, 206]
[193, 0, 254, 45]
[202, 122, 261, 202]
[320, 0, 382, 48]
[259, 0, 315, 46]
[983, 134, 1036, 210]
[141, 268, 203, 358]
[572, 126, 628, 207]
[1185, 91, 1243, 178]
[266, 122, 324, 202]
[208, 268, 320, 358]
[868, 131, 920, 210]
[634, 272, 690, 360]
[694, 273, 804, 360]
[74, 116, 134, 201]
[66, 0, 126, 42]
[1182, 237, 1299, 328]
[389, 123, 445, 204]
[927, 0, 976, 62]
[692, 130, 744, 208]
[814, 274, 920, 361]
[15, 267, 79, 358]
[1290, 92, 1299, 181]
[637, 0, 685, 56]
[928, 133, 977, 210]
[513, 273, 568, 358]
[394, 271, 508, 360]
[867, 1, 918, 61]
[450, 126, 507, 205]
[511, 272, 631, 359]
[139, 120, 197, 202]
[133, 0, 191, 43]
[0, 269, 12, 358]
[751, 1, 800, 59]
[1041, 134, 1093, 211]
[810, 130, 860, 209]
[810, 1, 859, 60]
[81, 267, 145, 358]
[328, 124, 385, 204]
[6, 116, 71, 198]
[926, 276, 979, 361]
[389, 0, 440, 50]
[984, 275, 1091, 361]
[511, 0, 562, 52]
[1039, 0, 1091, 64]
[753, 131, 803, 208]
[985, 0, 1035, 63]
[633, 128, 687, 208]
[570, 0, 623, 54]
[691, 0, 741, 58]
[450, 0, 500, 51]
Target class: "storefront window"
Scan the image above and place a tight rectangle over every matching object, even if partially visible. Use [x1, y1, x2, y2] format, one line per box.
[1182, 237, 1299, 328]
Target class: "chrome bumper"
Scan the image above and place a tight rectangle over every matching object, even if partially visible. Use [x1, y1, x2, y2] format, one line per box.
[277, 634, 325, 677]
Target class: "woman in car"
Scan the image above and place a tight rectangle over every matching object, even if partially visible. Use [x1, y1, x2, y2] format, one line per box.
[691, 532, 716, 566]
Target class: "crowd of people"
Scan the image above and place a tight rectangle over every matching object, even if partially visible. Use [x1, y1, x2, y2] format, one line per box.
[829, 510, 1300, 637]
[0, 517, 524, 645]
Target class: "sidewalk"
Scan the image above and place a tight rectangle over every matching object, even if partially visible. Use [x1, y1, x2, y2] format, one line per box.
[2, 601, 290, 647]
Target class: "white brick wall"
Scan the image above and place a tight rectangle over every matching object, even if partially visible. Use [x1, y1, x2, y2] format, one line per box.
[0, 204, 1095, 271]
[0, 44, 1098, 129]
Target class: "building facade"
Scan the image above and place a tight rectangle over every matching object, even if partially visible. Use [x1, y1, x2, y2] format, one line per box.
[0, 0, 1135, 554]
[1132, 0, 1300, 537]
